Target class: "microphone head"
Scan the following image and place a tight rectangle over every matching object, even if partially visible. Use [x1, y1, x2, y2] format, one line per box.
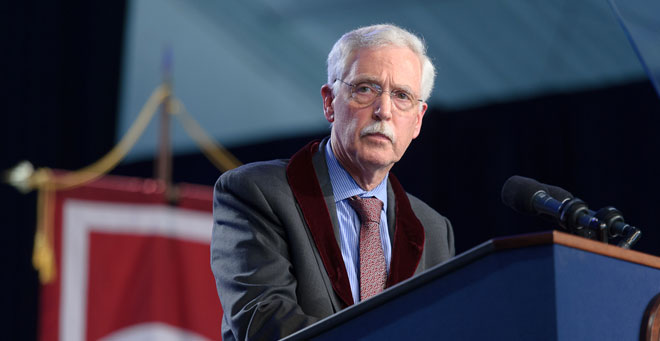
[501, 175, 547, 214]
[545, 184, 573, 202]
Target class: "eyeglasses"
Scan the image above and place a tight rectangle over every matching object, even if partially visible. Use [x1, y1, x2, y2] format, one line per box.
[335, 79, 422, 112]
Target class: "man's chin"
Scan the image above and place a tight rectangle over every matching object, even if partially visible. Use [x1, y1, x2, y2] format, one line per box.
[356, 151, 397, 170]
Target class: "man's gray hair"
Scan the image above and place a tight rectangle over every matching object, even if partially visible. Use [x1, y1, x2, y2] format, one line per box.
[327, 24, 436, 102]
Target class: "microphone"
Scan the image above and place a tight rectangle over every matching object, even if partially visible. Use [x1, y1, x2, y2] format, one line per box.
[501, 175, 568, 217]
[501, 175, 641, 248]
[501, 175, 600, 231]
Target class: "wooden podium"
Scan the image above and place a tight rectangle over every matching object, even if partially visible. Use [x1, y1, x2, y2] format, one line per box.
[284, 231, 660, 340]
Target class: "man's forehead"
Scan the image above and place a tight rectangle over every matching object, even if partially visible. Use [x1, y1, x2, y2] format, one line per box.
[345, 46, 422, 91]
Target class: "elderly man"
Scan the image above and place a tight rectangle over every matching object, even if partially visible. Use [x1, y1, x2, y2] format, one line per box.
[211, 24, 454, 340]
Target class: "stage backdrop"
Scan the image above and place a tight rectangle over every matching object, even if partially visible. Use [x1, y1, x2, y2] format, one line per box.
[37, 174, 222, 341]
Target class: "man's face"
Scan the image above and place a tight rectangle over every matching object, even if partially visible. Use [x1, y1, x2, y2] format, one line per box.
[322, 45, 428, 175]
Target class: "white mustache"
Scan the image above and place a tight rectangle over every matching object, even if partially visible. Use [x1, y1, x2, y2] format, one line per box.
[360, 121, 395, 143]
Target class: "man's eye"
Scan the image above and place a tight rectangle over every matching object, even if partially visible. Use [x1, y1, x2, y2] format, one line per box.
[355, 85, 374, 94]
[393, 91, 412, 101]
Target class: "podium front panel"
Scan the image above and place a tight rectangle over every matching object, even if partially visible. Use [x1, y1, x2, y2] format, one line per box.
[298, 242, 660, 340]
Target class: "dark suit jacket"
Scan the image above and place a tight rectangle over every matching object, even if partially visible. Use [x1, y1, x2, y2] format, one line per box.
[210, 139, 454, 340]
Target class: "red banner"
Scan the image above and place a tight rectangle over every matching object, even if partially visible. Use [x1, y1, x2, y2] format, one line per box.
[38, 174, 222, 340]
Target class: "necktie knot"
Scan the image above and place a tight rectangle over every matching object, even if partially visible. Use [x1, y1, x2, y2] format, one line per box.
[348, 196, 383, 224]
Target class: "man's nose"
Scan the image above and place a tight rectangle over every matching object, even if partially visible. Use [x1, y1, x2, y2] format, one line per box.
[373, 93, 393, 120]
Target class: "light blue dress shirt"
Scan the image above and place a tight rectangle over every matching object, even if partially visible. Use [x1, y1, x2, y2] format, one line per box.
[324, 140, 392, 304]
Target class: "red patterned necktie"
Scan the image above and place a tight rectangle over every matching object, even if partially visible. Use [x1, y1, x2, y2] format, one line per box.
[349, 196, 386, 301]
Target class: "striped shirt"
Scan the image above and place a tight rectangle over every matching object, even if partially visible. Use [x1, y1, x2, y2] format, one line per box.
[324, 140, 391, 304]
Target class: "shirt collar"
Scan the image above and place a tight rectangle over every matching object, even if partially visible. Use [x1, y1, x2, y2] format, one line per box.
[324, 139, 388, 207]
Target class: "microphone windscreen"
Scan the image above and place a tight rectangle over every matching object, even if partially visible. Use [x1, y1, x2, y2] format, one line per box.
[545, 184, 573, 202]
[501, 175, 547, 214]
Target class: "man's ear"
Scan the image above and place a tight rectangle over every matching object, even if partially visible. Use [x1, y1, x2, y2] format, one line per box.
[321, 84, 335, 123]
[412, 102, 428, 139]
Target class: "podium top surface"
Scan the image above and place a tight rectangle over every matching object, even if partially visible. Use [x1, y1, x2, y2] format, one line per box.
[494, 230, 660, 270]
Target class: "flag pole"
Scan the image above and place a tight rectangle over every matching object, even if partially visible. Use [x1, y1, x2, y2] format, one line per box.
[156, 46, 175, 202]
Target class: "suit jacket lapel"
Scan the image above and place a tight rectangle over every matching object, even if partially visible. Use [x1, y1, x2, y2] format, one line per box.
[286, 139, 354, 307]
[386, 174, 425, 287]
[310, 141, 341, 245]
[386, 182, 396, 245]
